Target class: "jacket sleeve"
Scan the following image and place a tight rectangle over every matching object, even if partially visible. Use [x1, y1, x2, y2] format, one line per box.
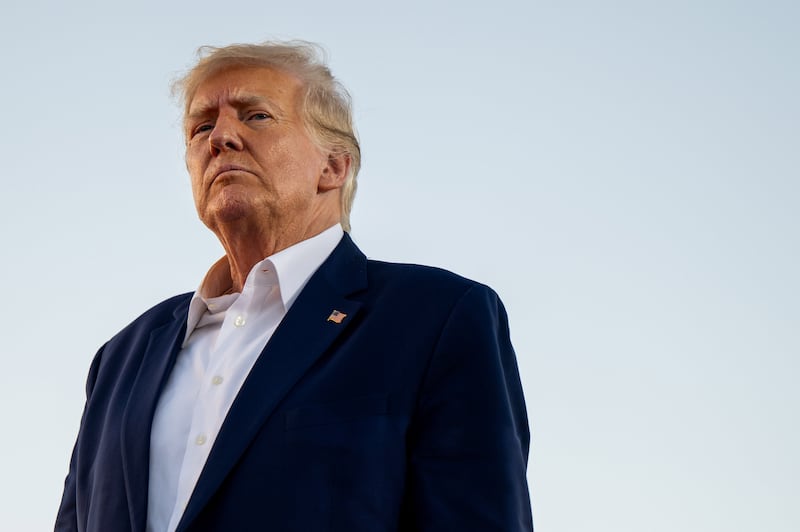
[400, 285, 533, 531]
[55, 346, 105, 532]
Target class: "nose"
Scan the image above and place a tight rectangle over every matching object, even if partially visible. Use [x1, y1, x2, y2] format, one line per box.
[208, 114, 244, 155]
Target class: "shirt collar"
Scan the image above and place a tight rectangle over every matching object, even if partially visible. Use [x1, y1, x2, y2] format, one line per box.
[184, 224, 344, 344]
[266, 224, 344, 311]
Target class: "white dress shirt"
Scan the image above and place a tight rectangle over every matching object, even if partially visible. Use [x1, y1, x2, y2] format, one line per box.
[146, 224, 343, 532]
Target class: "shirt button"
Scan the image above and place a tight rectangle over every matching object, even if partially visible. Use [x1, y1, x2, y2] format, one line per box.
[212, 375, 223, 385]
[195, 434, 207, 445]
[234, 315, 246, 327]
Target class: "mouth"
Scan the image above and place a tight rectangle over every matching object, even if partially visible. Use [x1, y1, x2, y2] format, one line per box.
[210, 164, 252, 183]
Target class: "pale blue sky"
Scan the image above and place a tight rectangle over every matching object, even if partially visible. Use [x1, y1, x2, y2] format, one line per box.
[1, 1, 797, 530]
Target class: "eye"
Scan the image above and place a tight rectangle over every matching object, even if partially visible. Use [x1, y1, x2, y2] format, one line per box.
[190, 123, 214, 138]
[248, 112, 271, 121]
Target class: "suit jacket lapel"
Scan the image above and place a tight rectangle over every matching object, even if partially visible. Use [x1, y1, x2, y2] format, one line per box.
[176, 234, 368, 532]
[120, 303, 189, 532]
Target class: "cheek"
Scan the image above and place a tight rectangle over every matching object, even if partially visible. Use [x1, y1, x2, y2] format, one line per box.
[280, 141, 327, 181]
[185, 149, 206, 195]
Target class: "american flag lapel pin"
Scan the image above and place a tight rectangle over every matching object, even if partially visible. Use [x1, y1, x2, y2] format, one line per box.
[327, 310, 347, 324]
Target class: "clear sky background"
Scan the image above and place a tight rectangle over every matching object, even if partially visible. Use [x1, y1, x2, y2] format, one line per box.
[1, 1, 797, 530]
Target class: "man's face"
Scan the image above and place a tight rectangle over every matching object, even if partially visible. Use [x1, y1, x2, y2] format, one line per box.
[185, 66, 341, 239]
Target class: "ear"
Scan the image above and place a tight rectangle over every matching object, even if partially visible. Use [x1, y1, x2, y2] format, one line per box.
[318, 152, 351, 192]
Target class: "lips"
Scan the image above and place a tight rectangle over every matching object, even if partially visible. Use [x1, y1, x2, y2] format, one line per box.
[210, 164, 253, 184]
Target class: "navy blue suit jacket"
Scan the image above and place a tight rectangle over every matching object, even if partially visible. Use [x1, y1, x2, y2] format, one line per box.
[56, 234, 533, 531]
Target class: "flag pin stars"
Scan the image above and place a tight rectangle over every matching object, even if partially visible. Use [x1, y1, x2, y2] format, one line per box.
[327, 310, 347, 324]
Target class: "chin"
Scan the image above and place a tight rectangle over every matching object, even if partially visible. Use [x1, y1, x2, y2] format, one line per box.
[203, 192, 260, 226]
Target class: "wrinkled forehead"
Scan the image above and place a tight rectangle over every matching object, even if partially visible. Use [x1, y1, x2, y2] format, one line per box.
[185, 64, 304, 119]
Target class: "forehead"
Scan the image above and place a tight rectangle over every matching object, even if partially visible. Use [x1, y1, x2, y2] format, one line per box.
[187, 65, 304, 116]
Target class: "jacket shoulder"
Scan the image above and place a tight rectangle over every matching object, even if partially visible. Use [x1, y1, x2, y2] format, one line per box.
[110, 292, 193, 338]
[365, 259, 495, 297]
[96, 292, 192, 364]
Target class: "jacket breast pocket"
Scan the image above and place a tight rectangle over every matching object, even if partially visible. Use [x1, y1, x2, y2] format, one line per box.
[283, 394, 403, 453]
[284, 394, 390, 431]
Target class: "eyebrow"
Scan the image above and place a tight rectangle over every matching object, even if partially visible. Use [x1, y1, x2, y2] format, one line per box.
[186, 93, 284, 122]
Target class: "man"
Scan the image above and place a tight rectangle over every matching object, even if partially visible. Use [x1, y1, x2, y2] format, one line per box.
[56, 40, 533, 532]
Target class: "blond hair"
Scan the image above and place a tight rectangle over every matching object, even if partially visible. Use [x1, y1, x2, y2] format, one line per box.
[173, 40, 361, 232]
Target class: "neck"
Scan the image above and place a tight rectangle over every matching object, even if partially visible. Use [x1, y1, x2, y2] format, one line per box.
[213, 217, 338, 293]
